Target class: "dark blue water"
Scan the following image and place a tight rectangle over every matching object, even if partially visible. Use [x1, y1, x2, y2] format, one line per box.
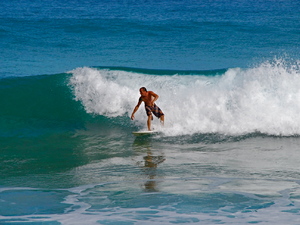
[1, 0, 300, 224]
[1, 0, 299, 77]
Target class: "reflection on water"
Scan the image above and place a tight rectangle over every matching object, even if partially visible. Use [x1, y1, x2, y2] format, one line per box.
[133, 137, 166, 192]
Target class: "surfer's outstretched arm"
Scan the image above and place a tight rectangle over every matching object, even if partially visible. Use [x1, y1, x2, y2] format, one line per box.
[131, 99, 142, 120]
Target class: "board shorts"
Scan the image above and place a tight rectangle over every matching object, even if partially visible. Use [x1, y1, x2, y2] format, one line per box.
[145, 104, 164, 119]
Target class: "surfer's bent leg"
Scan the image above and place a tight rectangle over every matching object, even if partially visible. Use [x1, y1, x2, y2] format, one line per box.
[152, 104, 164, 126]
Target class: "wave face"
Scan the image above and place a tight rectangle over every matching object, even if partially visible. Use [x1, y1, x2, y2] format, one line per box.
[0, 74, 87, 138]
[69, 59, 300, 136]
[1, 59, 299, 138]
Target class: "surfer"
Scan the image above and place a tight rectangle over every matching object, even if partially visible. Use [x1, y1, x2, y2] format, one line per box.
[131, 87, 165, 131]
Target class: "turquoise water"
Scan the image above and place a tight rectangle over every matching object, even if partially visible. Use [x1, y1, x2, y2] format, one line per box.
[1, 0, 300, 224]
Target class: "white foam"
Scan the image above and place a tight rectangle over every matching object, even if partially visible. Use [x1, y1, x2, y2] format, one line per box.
[69, 59, 300, 136]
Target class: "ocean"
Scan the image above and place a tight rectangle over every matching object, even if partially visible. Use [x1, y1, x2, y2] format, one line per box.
[1, 0, 300, 224]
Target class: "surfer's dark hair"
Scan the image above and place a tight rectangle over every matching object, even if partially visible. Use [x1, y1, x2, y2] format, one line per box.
[140, 87, 147, 92]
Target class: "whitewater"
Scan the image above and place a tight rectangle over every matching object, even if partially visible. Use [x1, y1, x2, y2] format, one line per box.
[69, 59, 300, 136]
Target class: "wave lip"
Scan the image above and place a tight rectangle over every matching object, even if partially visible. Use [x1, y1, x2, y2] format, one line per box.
[69, 59, 300, 136]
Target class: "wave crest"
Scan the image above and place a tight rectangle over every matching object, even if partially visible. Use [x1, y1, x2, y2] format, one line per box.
[69, 60, 300, 136]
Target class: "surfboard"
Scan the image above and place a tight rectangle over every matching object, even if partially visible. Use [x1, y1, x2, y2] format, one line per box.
[132, 130, 159, 136]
